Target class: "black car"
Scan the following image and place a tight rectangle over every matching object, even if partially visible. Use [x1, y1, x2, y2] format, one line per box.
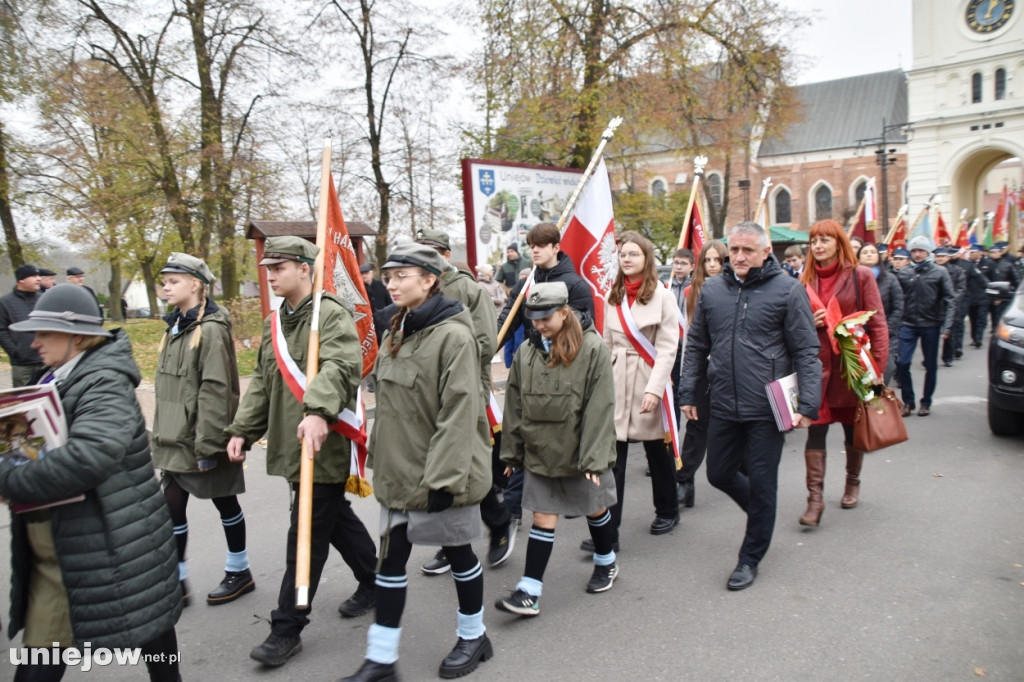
[986, 281, 1024, 435]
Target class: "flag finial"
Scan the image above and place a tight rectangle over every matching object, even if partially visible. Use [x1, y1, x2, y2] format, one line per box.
[693, 156, 708, 176]
[601, 117, 623, 140]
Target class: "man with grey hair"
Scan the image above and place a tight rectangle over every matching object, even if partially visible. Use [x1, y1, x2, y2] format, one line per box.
[680, 222, 820, 591]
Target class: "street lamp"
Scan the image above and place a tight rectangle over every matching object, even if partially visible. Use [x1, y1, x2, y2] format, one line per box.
[857, 118, 913, 234]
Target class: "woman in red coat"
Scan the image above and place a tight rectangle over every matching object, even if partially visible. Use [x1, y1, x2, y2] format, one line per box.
[799, 220, 888, 527]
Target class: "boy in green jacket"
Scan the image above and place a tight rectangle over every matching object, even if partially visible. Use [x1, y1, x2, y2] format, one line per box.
[226, 236, 378, 667]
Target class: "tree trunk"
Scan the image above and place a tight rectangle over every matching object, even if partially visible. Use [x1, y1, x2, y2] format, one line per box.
[139, 259, 161, 318]
[108, 257, 124, 323]
[0, 121, 25, 268]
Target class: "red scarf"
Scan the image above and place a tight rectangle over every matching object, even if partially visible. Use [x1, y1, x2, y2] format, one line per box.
[813, 259, 842, 305]
[624, 277, 643, 307]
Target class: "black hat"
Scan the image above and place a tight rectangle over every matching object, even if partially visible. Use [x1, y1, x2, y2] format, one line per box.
[933, 246, 952, 256]
[15, 264, 38, 281]
[66, 266, 85, 276]
[359, 263, 374, 273]
[37, 268, 57, 277]
[507, 244, 519, 254]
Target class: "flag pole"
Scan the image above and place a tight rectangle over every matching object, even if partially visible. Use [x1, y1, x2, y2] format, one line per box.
[952, 208, 969, 245]
[496, 116, 622, 349]
[845, 190, 868, 236]
[296, 139, 332, 609]
[677, 156, 708, 250]
[755, 177, 772, 244]
[883, 204, 909, 244]
[908, 194, 937, 234]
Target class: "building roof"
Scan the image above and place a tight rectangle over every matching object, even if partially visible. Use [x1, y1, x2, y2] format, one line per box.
[759, 70, 908, 158]
[246, 219, 376, 240]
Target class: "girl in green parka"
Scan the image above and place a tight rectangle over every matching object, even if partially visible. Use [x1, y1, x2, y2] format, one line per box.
[495, 282, 619, 618]
[152, 253, 252, 607]
[342, 243, 493, 682]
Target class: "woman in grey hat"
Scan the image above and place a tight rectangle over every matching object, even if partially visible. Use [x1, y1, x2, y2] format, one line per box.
[152, 253, 252, 607]
[495, 281, 618, 618]
[342, 243, 494, 682]
[0, 284, 181, 681]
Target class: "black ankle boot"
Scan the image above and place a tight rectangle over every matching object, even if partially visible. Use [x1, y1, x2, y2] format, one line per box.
[438, 634, 493, 679]
[339, 658, 398, 682]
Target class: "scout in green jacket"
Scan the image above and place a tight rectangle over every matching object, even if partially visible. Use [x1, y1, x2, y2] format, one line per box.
[225, 236, 379, 668]
[413, 229, 517, 577]
[495, 282, 619, 618]
[341, 243, 493, 682]
[0, 285, 181, 681]
[152, 253, 254, 608]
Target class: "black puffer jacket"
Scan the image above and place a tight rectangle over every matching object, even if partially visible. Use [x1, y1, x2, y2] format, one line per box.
[497, 251, 593, 348]
[874, 268, 904, 337]
[896, 259, 956, 333]
[980, 255, 1020, 290]
[0, 330, 181, 647]
[0, 288, 42, 365]
[680, 256, 821, 422]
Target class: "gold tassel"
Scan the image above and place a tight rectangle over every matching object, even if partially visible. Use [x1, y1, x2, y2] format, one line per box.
[346, 474, 374, 498]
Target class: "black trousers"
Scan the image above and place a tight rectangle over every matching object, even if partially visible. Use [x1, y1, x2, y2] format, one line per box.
[991, 300, 1010, 329]
[968, 303, 988, 344]
[677, 373, 710, 485]
[705, 418, 785, 567]
[273, 482, 378, 637]
[610, 439, 677, 530]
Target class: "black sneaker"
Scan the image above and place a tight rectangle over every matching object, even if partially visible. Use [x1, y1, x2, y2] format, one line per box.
[338, 582, 376, 618]
[495, 589, 539, 616]
[421, 549, 450, 575]
[206, 568, 255, 605]
[250, 632, 302, 666]
[586, 563, 619, 593]
[487, 520, 517, 567]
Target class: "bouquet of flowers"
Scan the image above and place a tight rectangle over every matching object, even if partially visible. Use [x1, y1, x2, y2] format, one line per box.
[806, 287, 882, 402]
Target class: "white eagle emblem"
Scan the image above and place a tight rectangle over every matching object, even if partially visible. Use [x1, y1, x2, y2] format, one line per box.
[590, 231, 619, 294]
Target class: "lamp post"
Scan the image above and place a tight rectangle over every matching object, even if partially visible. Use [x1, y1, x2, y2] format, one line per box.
[857, 118, 912, 234]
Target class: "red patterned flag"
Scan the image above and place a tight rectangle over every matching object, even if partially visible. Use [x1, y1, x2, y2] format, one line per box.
[322, 178, 377, 497]
[560, 159, 617, 333]
[993, 185, 1009, 244]
[681, 188, 707, 252]
[889, 213, 907, 249]
[934, 207, 952, 246]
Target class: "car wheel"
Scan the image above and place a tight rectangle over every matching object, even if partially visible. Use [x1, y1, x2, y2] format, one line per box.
[987, 395, 1022, 436]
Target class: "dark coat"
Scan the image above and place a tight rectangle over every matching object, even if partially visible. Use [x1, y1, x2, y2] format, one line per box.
[0, 330, 181, 647]
[963, 258, 992, 306]
[497, 252, 593, 349]
[365, 278, 392, 315]
[897, 260, 957, 333]
[680, 256, 821, 422]
[875, 267, 904, 337]
[807, 265, 889, 414]
[0, 288, 42, 365]
[979, 255, 1020, 290]
[942, 261, 967, 309]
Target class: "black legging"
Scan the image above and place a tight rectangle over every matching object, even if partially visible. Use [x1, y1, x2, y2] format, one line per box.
[163, 476, 245, 560]
[804, 423, 855, 451]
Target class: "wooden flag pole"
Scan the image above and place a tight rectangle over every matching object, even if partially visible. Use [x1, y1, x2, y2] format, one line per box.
[295, 139, 332, 609]
[496, 117, 622, 349]
[755, 177, 772, 245]
[952, 208, 969, 244]
[883, 204, 909, 244]
[845, 189, 869, 236]
[677, 156, 708, 250]
[907, 194, 937, 235]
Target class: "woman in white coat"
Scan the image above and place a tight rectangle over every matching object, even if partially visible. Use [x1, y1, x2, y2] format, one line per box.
[603, 231, 680, 536]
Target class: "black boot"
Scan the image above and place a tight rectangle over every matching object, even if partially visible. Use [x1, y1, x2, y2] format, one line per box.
[206, 568, 255, 605]
[338, 582, 376, 618]
[438, 634, 493, 679]
[677, 480, 695, 508]
[250, 632, 302, 667]
[339, 659, 398, 682]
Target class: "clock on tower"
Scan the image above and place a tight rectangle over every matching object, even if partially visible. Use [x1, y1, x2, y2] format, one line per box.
[965, 0, 1015, 33]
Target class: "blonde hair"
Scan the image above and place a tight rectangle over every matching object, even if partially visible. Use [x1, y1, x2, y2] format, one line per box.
[75, 335, 107, 351]
[157, 280, 209, 355]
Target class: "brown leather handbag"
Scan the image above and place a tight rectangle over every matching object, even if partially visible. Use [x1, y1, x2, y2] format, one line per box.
[853, 389, 909, 452]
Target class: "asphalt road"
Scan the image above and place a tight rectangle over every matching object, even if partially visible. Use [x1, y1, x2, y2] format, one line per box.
[1, 343, 1022, 681]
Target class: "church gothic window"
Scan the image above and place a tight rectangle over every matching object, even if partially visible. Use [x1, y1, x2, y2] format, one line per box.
[775, 188, 791, 224]
[814, 184, 833, 220]
[995, 68, 1006, 100]
[705, 173, 723, 209]
[651, 179, 666, 197]
[971, 72, 982, 103]
[854, 180, 867, 206]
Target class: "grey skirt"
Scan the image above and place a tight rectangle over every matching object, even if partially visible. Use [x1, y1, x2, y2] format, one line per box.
[522, 469, 617, 517]
[161, 462, 245, 499]
[379, 503, 482, 546]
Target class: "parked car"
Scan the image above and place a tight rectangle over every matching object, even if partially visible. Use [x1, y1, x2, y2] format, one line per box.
[986, 281, 1024, 435]
[657, 264, 672, 283]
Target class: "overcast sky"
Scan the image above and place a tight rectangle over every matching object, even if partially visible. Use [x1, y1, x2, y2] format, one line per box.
[784, 0, 913, 83]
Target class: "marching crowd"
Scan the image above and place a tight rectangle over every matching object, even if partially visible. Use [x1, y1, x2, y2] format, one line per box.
[0, 216, 1012, 681]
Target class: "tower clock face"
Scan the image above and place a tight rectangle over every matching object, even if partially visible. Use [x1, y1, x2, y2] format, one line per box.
[966, 0, 1015, 33]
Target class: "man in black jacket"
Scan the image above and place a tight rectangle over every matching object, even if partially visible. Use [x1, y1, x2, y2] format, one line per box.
[680, 222, 821, 592]
[496, 222, 593, 349]
[935, 247, 966, 366]
[896, 236, 956, 417]
[964, 244, 991, 347]
[0, 264, 44, 386]
[980, 241, 1020, 329]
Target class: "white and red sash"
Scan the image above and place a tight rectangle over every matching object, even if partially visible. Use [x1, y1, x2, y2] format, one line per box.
[616, 301, 682, 469]
[270, 309, 370, 486]
[486, 390, 503, 435]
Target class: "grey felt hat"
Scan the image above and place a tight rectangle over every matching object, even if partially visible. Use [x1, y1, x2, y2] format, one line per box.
[524, 282, 569, 320]
[10, 284, 110, 337]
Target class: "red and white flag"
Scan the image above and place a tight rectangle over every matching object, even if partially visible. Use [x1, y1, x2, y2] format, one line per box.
[561, 159, 618, 333]
[681, 190, 707, 253]
[849, 179, 877, 244]
[321, 178, 377, 497]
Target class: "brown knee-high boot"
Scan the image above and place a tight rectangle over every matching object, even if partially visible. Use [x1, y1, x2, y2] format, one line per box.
[841, 444, 864, 509]
[799, 449, 826, 526]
